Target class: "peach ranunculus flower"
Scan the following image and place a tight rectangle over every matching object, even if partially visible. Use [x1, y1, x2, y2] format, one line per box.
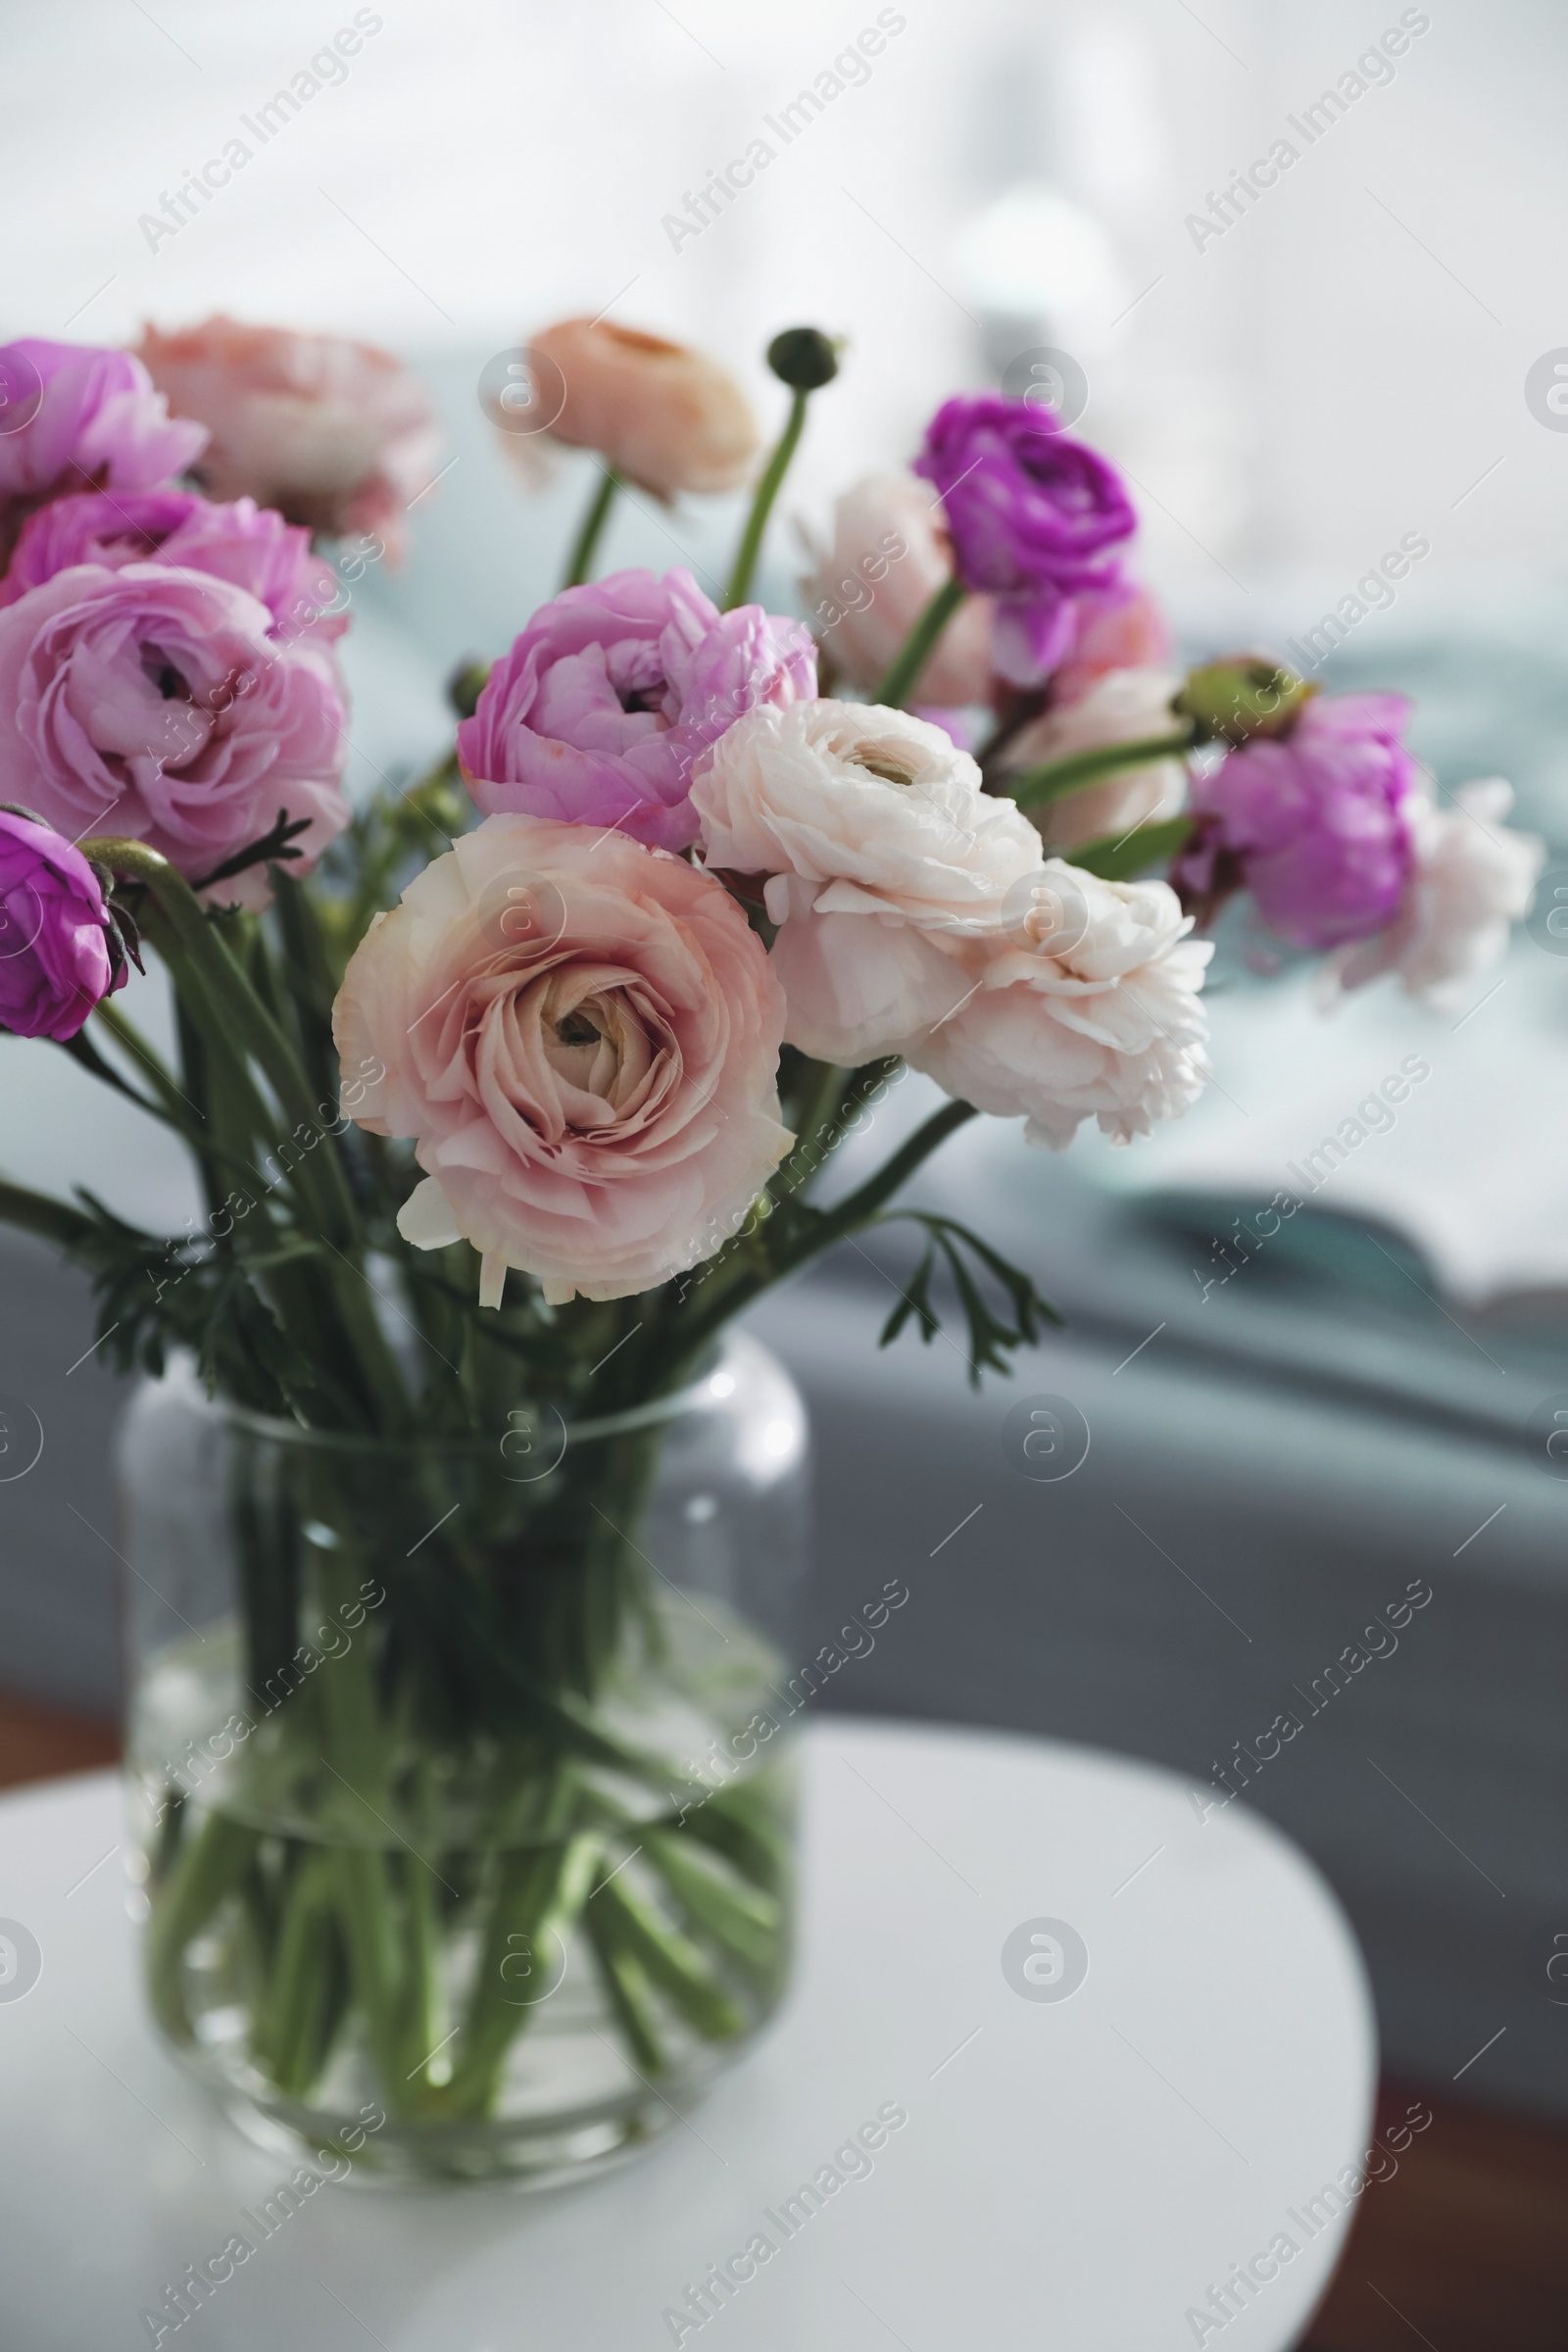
[907, 863, 1213, 1147]
[135, 318, 441, 561]
[524, 319, 760, 499]
[331, 814, 793, 1307]
[800, 475, 994, 707]
[690, 699, 1043, 1065]
[998, 667, 1188, 855]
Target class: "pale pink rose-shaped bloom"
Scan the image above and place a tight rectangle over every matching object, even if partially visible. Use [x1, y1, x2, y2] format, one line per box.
[690, 699, 1043, 1063]
[906, 863, 1212, 1147]
[999, 668, 1187, 854]
[0, 564, 350, 907]
[800, 475, 994, 707]
[459, 567, 815, 853]
[0, 339, 208, 560]
[135, 318, 440, 562]
[526, 318, 760, 499]
[1332, 779, 1544, 999]
[0, 488, 344, 641]
[331, 815, 793, 1305]
[1049, 581, 1172, 707]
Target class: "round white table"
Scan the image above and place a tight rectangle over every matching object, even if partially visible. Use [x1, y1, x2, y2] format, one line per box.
[0, 1720, 1374, 2351]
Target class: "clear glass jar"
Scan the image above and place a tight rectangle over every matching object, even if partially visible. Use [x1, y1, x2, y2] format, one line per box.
[117, 1333, 808, 2185]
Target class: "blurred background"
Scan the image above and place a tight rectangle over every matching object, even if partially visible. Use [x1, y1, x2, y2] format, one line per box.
[3, 4, 1567, 2343]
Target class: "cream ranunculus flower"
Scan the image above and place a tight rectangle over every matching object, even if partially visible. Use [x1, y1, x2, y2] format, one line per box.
[331, 814, 792, 1306]
[690, 699, 1045, 1064]
[906, 861, 1213, 1147]
[1331, 777, 1544, 998]
[997, 666, 1187, 854]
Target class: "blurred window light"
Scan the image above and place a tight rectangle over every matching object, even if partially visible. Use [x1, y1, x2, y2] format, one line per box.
[951, 180, 1128, 334]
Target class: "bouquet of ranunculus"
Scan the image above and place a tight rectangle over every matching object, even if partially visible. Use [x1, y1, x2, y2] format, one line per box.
[0, 318, 1539, 2175]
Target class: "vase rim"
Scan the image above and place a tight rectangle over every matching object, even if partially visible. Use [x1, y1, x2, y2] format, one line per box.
[211, 1350, 739, 1456]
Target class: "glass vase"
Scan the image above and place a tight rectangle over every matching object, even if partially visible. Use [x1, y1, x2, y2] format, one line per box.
[117, 1332, 808, 2186]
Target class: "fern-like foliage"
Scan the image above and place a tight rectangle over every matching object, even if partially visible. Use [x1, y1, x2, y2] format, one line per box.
[874, 1211, 1060, 1387]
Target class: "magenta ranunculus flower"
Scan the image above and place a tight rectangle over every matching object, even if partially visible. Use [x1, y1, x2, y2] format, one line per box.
[0, 340, 208, 562]
[0, 489, 343, 641]
[0, 806, 121, 1041]
[1171, 691, 1418, 951]
[913, 395, 1137, 688]
[0, 564, 351, 908]
[458, 566, 816, 852]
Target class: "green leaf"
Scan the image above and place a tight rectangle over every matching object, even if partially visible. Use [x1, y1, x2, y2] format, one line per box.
[1064, 815, 1195, 881]
[874, 1213, 1060, 1388]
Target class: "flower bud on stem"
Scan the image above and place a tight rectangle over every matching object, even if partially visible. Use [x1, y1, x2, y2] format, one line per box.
[724, 329, 840, 611]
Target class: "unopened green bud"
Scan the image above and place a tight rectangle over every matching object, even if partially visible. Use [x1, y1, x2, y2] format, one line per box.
[766, 327, 841, 392]
[1174, 658, 1317, 748]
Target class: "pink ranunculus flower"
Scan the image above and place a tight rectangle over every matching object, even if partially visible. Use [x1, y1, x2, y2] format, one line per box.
[1332, 778, 1544, 998]
[135, 318, 440, 562]
[0, 564, 351, 908]
[800, 475, 995, 707]
[690, 699, 1044, 1064]
[0, 340, 208, 563]
[1171, 690, 1417, 952]
[906, 863, 1212, 1147]
[459, 567, 816, 854]
[999, 667, 1188, 854]
[0, 488, 344, 641]
[0, 806, 122, 1042]
[331, 814, 793, 1306]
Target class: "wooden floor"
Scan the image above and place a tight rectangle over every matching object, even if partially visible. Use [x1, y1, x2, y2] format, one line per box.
[3, 1693, 1563, 2344]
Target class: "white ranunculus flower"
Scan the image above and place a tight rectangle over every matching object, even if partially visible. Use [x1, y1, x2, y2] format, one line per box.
[1333, 778, 1544, 998]
[691, 699, 1044, 1062]
[906, 861, 1213, 1147]
[997, 666, 1187, 854]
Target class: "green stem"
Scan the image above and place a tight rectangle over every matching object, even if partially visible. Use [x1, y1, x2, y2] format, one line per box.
[262, 1846, 341, 2094]
[395, 1763, 444, 2098]
[643, 1829, 781, 1983]
[0, 1176, 95, 1252]
[444, 1828, 599, 2117]
[93, 1002, 206, 1132]
[724, 389, 808, 610]
[585, 1902, 667, 2077]
[562, 467, 621, 588]
[145, 1810, 262, 2045]
[588, 1869, 744, 2041]
[81, 837, 411, 1430]
[872, 575, 966, 709]
[1003, 729, 1196, 812]
[676, 1099, 979, 1362]
[55, 1029, 169, 1124]
[311, 1548, 409, 2102]
[1064, 813, 1196, 881]
[771, 1058, 847, 1201]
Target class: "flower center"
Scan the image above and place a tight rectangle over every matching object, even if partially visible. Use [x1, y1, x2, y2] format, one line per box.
[850, 748, 919, 787]
[554, 1008, 602, 1049]
[140, 646, 191, 702]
